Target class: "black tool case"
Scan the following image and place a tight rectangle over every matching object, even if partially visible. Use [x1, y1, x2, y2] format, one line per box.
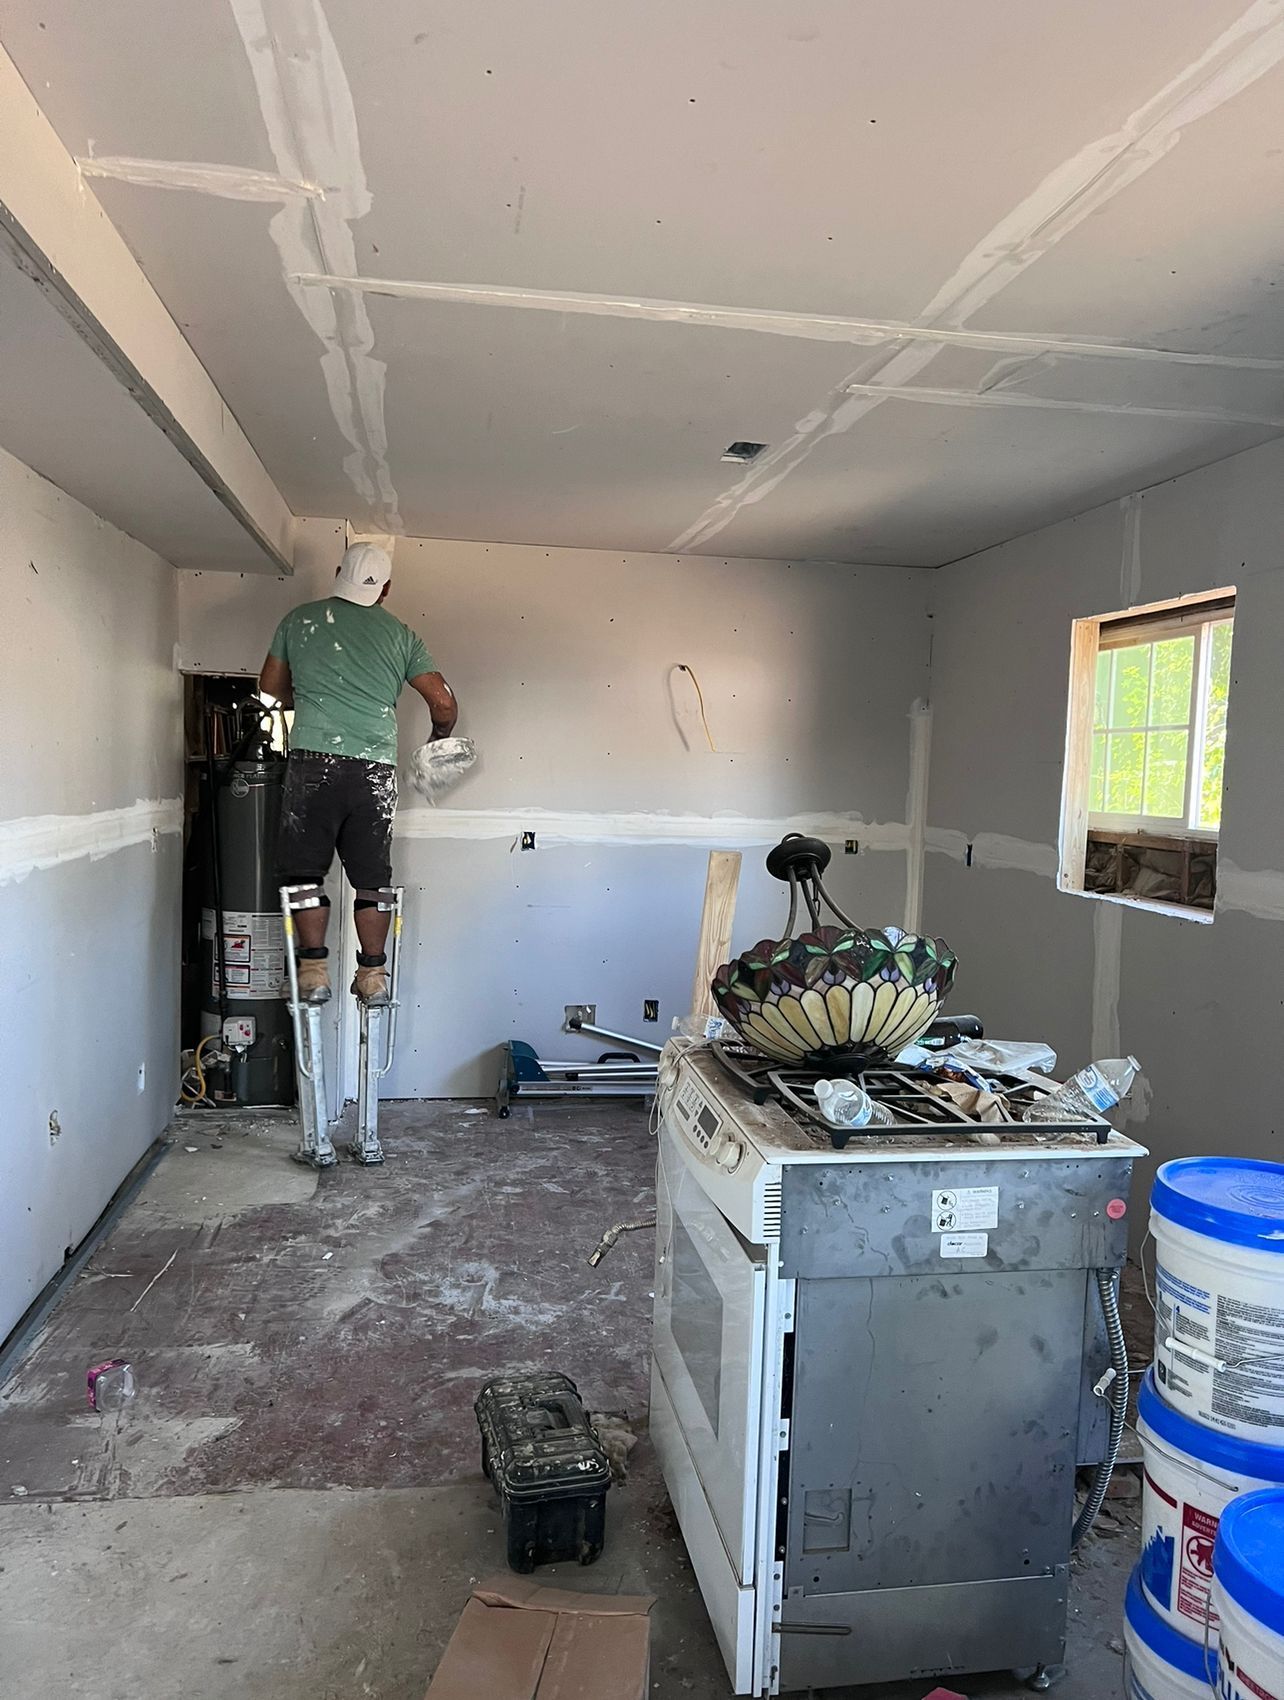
[475, 1371, 611, 1572]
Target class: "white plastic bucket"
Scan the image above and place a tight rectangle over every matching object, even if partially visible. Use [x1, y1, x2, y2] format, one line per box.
[1213, 1489, 1284, 1700]
[1125, 1566, 1216, 1699]
[1150, 1158, 1284, 1442]
[1139, 1368, 1284, 1645]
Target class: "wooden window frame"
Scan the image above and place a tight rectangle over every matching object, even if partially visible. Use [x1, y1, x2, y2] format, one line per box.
[1059, 588, 1235, 916]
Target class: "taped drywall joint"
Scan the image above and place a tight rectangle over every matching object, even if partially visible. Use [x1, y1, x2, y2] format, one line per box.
[0, 798, 182, 885]
[665, 0, 1284, 554]
[393, 807, 911, 851]
[925, 828, 1059, 880]
[77, 156, 324, 202]
[287, 273, 1284, 371]
[1217, 859, 1284, 923]
[230, 0, 403, 533]
[1121, 493, 1144, 604]
[842, 381, 1284, 431]
[903, 699, 932, 932]
[1091, 902, 1123, 1059]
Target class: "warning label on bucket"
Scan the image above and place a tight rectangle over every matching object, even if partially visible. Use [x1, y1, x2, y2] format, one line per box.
[931, 1186, 998, 1233]
[1176, 1502, 1218, 1629]
[202, 909, 286, 1001]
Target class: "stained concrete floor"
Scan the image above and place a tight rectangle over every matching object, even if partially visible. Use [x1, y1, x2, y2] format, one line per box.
[0, 1102, 1140, 1700]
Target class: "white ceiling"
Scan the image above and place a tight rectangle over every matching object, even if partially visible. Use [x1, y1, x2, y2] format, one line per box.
[3, 0, 1284, 566]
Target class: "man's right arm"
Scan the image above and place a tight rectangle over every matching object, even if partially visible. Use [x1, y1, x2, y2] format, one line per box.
[259, 652, 294, 707]
[409, 672, 458, 741]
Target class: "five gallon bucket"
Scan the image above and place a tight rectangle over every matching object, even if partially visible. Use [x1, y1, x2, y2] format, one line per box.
[1213, 1488, 1284, 1700]
[1150, 1158, 1284, 1442]
[1138, 1368, 1284, 1644]
[1124, 1566, 1216, 1699]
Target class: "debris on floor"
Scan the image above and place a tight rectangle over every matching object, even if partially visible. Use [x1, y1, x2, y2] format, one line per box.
[590, 1411, 639, 1482]
[425, 1576, 653, 1699]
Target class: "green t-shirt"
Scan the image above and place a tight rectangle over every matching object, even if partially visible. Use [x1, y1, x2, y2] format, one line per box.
[269, 597, 434, 765]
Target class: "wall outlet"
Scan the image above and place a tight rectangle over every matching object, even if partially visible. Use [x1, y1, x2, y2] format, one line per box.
[48, 1111, 61, 1143]
[643, 1000, 659, 1023]
[520, 830, 537, 851]
[137, 1063, 147, 1093]
[845, 839, 860, 854]
[564, 1004, 596, 1028]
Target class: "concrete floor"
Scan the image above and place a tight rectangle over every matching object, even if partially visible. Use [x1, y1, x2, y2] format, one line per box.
[0, 1102, 1141, 1700]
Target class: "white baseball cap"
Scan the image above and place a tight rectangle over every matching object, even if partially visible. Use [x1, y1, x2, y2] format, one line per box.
[333, 542, 392, 606]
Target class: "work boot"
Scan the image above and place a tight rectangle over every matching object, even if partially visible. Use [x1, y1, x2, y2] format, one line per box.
[295, 956, 331, 1003]
[351, 963, 389, 1006]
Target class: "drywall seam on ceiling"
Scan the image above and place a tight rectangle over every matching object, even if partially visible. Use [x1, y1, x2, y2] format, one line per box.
[229, 0, 401, 531]
[286, 273, 1284, 372]
[841, 382, 1284, 431]
[77, 156, 323, 201]
[903, 700, 932, 932]
[393, 807, 909, 851]
[0, 42, 293, 574]
[666, 0, 1284, 555]
[0, 798, 182, 885]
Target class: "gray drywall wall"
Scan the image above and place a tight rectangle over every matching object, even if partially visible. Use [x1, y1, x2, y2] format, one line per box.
[924, 435, 1284, 1220]
[180, 525, 931, 1094]
[0, 444, 183, 1342]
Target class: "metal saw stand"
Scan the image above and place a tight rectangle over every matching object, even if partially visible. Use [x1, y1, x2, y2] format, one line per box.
[348, 885, 404, 1167]
[281, 882, 337, 1169]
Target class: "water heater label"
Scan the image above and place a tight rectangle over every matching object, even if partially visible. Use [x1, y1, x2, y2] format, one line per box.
[203, 909, 286, 1000]
[940, 1232, 988, 1258]
[931, 1186, 999, 1233]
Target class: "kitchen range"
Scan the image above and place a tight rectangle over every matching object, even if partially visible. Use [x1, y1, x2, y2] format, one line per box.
[650, 1035, 1146, 1695]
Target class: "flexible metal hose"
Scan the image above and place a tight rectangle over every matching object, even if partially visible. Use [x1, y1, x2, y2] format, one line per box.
[1072, 1267, 1129, 1548]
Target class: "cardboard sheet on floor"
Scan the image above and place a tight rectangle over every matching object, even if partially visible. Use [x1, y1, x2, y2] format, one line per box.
[425, 1576, 654, 1700]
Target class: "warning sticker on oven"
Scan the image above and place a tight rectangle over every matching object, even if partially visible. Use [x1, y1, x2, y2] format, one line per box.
[940, 1232, 988, 1258]
[931, 1186, 999, 1233]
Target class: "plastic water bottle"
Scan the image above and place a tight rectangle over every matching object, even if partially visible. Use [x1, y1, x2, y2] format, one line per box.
[814, 1078, 895, 1129]
[1022, 1056, 1140, 1123]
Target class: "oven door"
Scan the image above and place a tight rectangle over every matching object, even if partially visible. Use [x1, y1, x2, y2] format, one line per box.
[653, 1114, 766, 1584]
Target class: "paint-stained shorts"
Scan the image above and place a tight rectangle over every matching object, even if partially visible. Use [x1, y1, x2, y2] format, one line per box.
[277, 751, 396, 892]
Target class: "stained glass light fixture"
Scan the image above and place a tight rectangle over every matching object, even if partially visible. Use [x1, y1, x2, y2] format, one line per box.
[711, 834, 957, 1069]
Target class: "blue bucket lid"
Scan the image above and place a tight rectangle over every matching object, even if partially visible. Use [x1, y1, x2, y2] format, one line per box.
[1152, 1157, 1284, 1253]
[1139, 1369, 1284, 1482]
[1214, 1489, 1284, 1638]
[1125, 1566, 1213, 1683]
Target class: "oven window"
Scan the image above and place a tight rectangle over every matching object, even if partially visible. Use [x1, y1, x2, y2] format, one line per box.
[670, 1218, 723, 1435]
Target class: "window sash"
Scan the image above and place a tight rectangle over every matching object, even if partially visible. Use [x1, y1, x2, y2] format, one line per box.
[1089, 614, 1228, 836]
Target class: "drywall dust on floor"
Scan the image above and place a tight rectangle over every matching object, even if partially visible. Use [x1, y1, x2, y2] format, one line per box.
[0, 1101, 1139, 1700]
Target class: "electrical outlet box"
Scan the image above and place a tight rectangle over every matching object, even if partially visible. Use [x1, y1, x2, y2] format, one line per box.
[137, 1064, 146, 1093]
[223, 1016, 256, 1050]
[845, 839, 860, 854]
[564, 1004, 596, 1028]
[643, 1000, 659, 1022]
[521, 831, 537, 851]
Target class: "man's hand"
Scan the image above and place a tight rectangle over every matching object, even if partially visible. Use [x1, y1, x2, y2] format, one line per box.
[409, 671, 458, 741]
[259, 654, 293, 708]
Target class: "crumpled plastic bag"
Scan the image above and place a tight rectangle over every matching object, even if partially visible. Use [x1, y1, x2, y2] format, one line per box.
[408, 736, 477, 803]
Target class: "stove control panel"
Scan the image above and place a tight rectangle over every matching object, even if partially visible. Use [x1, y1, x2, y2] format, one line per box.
[671, 1076, 743, 1172]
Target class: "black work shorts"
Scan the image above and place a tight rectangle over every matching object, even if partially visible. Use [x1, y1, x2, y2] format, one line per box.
[277, 752, 397, 891]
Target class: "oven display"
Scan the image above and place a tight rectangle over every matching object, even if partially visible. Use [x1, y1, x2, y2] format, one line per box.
[697, 1104, 719, 1142]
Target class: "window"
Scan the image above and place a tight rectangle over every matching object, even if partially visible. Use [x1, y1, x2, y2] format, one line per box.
[1060, 591, 1235, 917]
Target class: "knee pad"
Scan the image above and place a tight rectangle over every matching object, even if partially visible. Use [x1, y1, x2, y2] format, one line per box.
[282, 881, 331, 910]
[354, 887, 397, 913]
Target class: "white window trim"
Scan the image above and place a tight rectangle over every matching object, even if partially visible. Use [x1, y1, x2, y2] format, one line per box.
[1058, 587, 1235, 918]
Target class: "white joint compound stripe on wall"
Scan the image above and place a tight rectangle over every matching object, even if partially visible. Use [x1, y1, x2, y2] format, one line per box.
[0, 799, 182, 885]
[394, 808, 909, 852]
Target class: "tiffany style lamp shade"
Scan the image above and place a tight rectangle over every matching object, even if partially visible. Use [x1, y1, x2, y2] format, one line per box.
[711, 835, 957, 1069]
